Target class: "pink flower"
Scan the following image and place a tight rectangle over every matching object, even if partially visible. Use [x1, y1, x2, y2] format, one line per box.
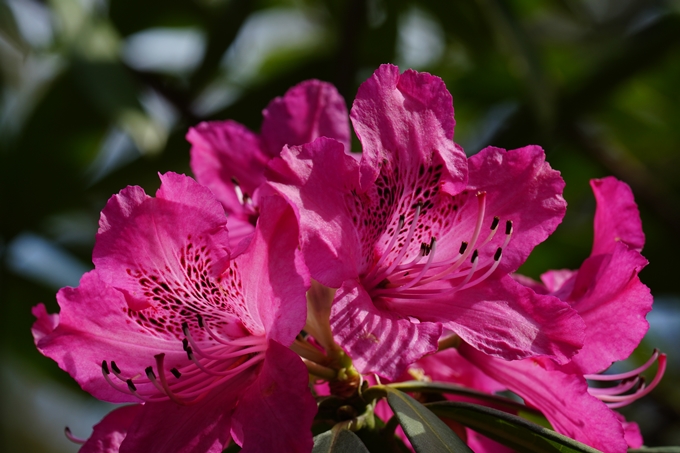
[450, 177, 664, 453]
[32, 173, 315, 453]
[187, 80, 350, 249]
[267, 64, 584, 379]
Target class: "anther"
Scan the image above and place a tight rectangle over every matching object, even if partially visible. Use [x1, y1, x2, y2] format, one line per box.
[64, 427, 86, 445]
[111, 361, 121, 374]
[182, 322, 189, 337]
[230, 176, 239, 185]
[102, 360, 110, 375]
[471, 250, 479, 263]
[197, 314, 204, 328]
[171, 368, 182, 379]
[459, 242, 468, 254]
[186, 346, 193, 361]
[182, 338, 189, 351]
[490, 216, 500, 230]
[126, 379, 137, 392]
[505, 220, 513, 235]
[494, 247, 502, 261]
[145, 366, 156, 379]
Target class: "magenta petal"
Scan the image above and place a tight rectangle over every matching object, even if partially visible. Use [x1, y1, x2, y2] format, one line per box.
[230, 341, 316, 453]
[80, 405, 142, 453]
[351, 64, 467, 193]
[34, 271, 187, 403]
[119, 375, 248, 453]
[460, 345, 629, 453]
[94, 172, 230, 309]
[591, 177, 644, 255]
[402, 275, 584, 363]
[615, 412, 643, 449]
[567, 243, 652, 373]
[397, 275, 584, 363]
[330, 281, 441, 379]
[31, 303, 58, 343]
[236, 194, 310, 345]
[466, 145, 566, 274]
[266, 137, 363, 288]
[415, 348, 505, 395]
[261, 79, 351, 156]
[187, 120, 269, 216]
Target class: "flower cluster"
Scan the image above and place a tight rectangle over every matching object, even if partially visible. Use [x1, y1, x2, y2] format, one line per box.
[33, 65, 664, 453]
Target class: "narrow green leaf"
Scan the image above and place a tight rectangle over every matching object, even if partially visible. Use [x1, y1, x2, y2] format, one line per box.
[388, 381, 539, 414]
[428, 401, 601, 453]
[313, 428, 370, 453]
[385, 387, 473, 453]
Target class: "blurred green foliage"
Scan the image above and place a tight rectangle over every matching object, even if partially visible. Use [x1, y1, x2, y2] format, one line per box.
[1, 0, 679, 451]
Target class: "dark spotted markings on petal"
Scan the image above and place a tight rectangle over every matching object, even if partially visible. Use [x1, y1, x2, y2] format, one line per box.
[350, 154, 516, 302]
[101, 236, 270, 406]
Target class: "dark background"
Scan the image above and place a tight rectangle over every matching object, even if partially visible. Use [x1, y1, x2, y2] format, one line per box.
[1, 0, 679, 451]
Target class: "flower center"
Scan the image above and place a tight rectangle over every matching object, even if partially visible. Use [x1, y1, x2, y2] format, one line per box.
[101, 315, 267, 406]
[363, 191, 513, 300]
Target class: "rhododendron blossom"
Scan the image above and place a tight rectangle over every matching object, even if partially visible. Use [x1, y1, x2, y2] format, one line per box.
[268, 64, 585, 379]
[32, 173, 315, 453]
[31, 65, 669, 453]
[187, 80, 350, 248]
[436, 177, 663, 453]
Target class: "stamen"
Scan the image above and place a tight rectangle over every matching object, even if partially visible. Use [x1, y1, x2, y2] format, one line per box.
[586, 350, 667, 409]
[101, 361, 134, 395]
[393, 238, 437, 290]
[460, 247, 503, 290]
[154, 354, 193, 406]
[231, 177, 245, 205]
[64, 427, 86, 445]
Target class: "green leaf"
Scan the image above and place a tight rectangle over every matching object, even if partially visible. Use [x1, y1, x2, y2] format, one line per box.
[428, 401, 601, 453]
[388, 381, 538, 414]
[313, 428, 370, 453]
[385, 387, 473, 453]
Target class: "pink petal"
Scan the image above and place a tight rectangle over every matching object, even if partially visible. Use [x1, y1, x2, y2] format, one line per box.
[614, 412, 643, 449]
[35, 271, 188, 403]
[591, 177, 644, 255]
[539, 269, 576, 297]
[31, 303, 59, 344]
[230, 341, 316, 453]
[460, 344, 629, 453]
[119, 374, 248, 453]
[466, 145, 566, 275]
[266, 137, 363, 288]
[236, 194, 310, 345]
[261, 79, 351, 156]
[392, 275, 584, 364]
[330, 280, 441, 379]
[187, 120, 269, 217]
[80, 404, 142, 453]
[415, 348, 505, 395]
[350, 64, 467, 194]
[94, 172, 230, 310]
[567, 243, 652, 373]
